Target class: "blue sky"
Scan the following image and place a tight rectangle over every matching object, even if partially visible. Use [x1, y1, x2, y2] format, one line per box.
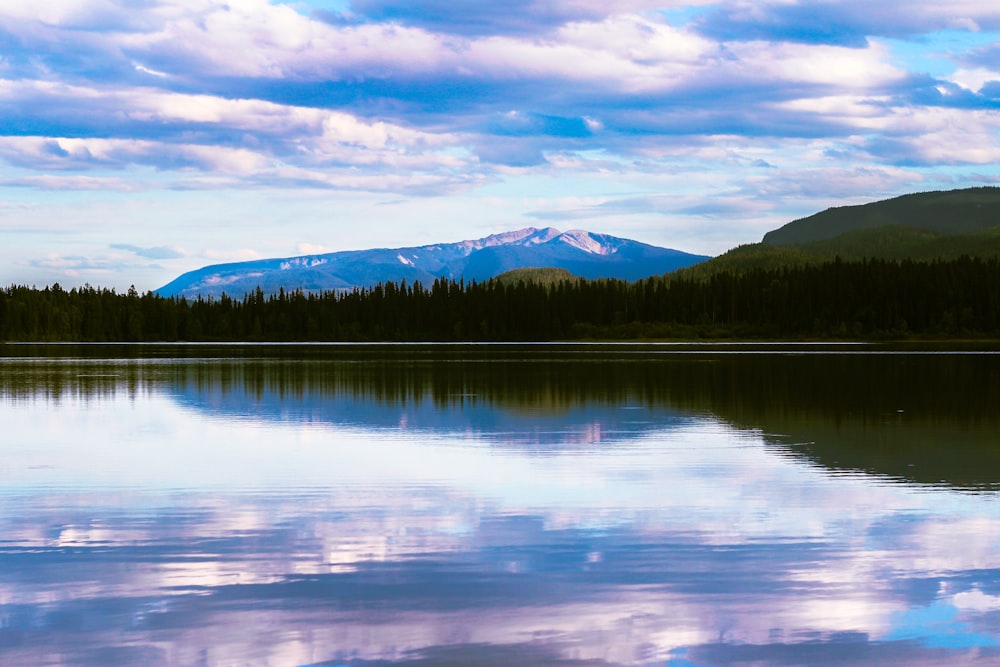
[1, 0, 998, 291]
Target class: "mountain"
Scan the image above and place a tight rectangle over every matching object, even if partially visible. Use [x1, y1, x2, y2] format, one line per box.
[156, 227, 710, 298]
[763, 186, 1000, 245]
[672, 187, 1000, 280]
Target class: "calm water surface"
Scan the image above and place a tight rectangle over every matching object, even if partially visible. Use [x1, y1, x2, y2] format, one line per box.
[1, 343, 999, 666]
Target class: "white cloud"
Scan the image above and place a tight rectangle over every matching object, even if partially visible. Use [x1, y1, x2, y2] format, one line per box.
[120, 5, 450, 79]
[0, 0, 142, 28]
[952, 589, 1000, 613]
[24, 247, 167, 279]
[558, 13, 717, 64]
[732, 40, 906, 89]
[866, 107, 1000, 165]
[777, 94, 894, 122]
[740, 166, 919, 201]
[133, 62, 169, 78]
[0, 80, 476, 188]
[24, 4, 898, 100]
[949, 67, 1000, 93]
[0, 135, 271, 174]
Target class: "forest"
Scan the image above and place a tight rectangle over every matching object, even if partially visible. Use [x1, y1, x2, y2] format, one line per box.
[1, 256, 999, 341]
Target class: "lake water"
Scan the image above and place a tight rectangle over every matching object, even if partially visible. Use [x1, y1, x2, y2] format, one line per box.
[1, 343, 999, 666]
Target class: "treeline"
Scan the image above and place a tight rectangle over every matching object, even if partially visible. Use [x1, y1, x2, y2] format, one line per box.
[2, 257, 999, 341]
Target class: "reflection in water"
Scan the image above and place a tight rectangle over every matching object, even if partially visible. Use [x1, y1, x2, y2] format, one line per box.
[1, 344, 999, 666]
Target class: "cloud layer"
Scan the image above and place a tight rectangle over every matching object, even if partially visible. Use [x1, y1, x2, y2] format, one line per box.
[0, 0, 998, 288]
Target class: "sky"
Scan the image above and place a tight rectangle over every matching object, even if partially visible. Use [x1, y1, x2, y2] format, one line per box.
[0, 0, 999, 291]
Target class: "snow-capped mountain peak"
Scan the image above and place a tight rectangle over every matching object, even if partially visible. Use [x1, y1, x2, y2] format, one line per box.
[466, 227, 562, 250]
[556, 230, 619, 255]
[156, 227, 709, 298]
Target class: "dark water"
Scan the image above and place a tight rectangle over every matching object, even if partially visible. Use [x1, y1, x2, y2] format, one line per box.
[1, 343, 999, 666]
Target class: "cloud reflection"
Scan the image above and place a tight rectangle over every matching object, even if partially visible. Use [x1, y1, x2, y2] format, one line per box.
[1, 347, 999, 665]
[2, 491, 998, 666]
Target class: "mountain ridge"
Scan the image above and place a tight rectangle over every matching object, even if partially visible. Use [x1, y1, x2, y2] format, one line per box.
[763, 186, 1000, 245]
[156, 227, 709, 299]
[672, 187, 1000, 281]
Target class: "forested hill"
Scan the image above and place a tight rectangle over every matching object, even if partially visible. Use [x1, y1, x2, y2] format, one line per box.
[764, 187, 1000, 245]
[493, 267, 577, 286]
[673, 224, 1000, 281]
[672, 187, 1000, 281]
[3, 257, 999, 342]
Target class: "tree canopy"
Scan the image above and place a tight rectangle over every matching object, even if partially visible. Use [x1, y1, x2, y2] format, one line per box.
[2, 257, 999, 342]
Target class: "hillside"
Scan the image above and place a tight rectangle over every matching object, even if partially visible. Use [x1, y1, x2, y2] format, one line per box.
[763, 186, 1000, 245]
[673, 187, 1000, 280]
[493, 267, 578, 286]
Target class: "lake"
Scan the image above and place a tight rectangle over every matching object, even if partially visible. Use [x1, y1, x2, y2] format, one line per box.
[1, 343, 999, 666]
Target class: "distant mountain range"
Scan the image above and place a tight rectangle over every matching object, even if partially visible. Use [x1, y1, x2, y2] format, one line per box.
[156, 227, 710, 298]
[157, 187, 1000, 298]
[674, 187, 1000, 280]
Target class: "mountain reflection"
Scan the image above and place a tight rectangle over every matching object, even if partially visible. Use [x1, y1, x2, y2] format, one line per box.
[169, 357, 708, 450]
[2, 344, 999, 487]
[2, 345, 1000, 666]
